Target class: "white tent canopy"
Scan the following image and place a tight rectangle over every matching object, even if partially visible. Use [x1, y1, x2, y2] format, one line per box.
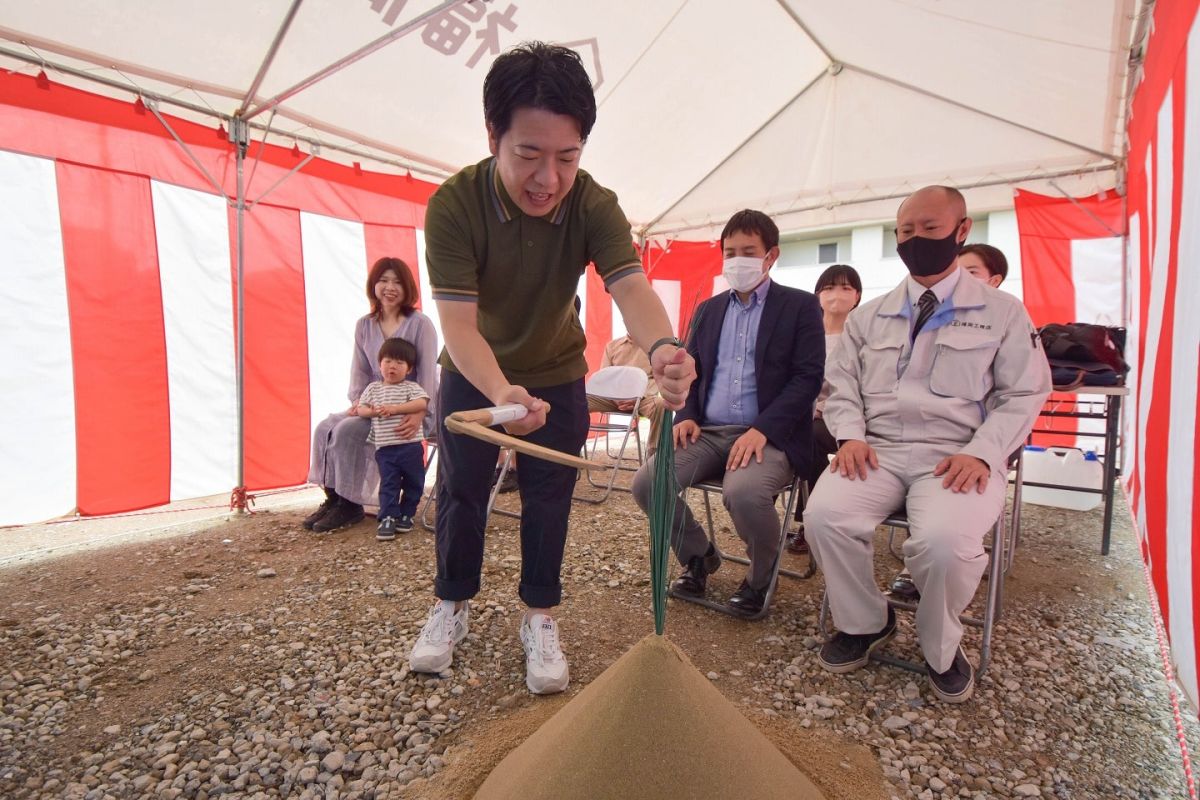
[0, 0, 1139, 237]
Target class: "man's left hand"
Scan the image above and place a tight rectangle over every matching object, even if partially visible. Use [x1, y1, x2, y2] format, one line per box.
[392, 412, 423, 440]
[933, 454, 991, 493]
[727, 428, 767, 471]
[651, 346, 697, 410]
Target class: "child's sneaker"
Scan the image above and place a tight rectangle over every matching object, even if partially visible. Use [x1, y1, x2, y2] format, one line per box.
[409, 600, 469, 673]
[377, 516, 397, 541]
[396, 514, 414, 533]
[520, 613, 570, 695]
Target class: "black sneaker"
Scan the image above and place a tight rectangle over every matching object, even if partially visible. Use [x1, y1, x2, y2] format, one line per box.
[497, 468, 519, 494]
[818, 606, 896, 673]
[396, 514, 414, 533]
[786, 526, 809, 554]
[302, 490, 338, 530]
[927, 646, 975, 703]
[889, 569, 920, 601]
[376, 516, 397, 541]
[312, 499, 364, 533]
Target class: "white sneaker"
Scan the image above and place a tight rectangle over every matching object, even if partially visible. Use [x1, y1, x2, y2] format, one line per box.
[520, 613, 569, 695]
[408, 600, 469, 673]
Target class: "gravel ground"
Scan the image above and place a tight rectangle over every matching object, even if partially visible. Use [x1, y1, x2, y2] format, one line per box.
[0, 478, 1197, 799]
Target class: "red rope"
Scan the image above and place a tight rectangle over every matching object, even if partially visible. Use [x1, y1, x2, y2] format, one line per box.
[0, 484, 321, 530]
[1129, 491, 1197, 799]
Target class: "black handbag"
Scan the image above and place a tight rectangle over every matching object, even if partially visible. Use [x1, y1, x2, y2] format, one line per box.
[1037, 323, 1128, 390]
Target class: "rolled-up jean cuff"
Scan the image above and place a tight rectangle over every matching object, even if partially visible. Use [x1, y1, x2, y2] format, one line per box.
[519, 581, 562, 609]
[434, 576, 480, 602]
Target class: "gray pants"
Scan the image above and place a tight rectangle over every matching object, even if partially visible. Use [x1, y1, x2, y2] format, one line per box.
[804, 441, 1004, 672]
[631, 425, 793, 590]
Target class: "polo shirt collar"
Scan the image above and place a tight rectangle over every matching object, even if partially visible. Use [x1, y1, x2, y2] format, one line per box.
[487, 158, 569, 225]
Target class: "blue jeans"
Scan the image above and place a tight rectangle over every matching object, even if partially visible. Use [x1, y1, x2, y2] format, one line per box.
[375, 442, 426, 519]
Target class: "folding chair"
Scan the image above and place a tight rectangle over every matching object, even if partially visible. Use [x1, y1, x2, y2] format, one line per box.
[419, 442, 519, 530]
[669, 475, 815, 620]
[575, 366, 649, 504]
[818, 475, 1017, 678]
[418, 441, 438, 531]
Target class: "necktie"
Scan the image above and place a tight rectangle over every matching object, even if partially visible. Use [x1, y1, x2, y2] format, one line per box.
[912, 290, 938, 341]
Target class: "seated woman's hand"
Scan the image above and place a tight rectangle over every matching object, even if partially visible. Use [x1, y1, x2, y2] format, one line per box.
[392, 411, 423, 439]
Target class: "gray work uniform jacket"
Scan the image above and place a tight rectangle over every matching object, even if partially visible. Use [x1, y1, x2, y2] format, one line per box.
[824, 272, 1052, 474]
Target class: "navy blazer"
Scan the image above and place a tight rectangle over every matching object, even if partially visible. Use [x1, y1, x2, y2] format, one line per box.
[678, 280, 825, 474]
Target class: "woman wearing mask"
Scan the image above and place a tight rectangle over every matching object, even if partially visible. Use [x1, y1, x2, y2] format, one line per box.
[788, 264, 863, 553]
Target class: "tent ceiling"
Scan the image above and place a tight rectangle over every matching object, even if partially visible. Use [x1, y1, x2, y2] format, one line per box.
[0, 0, 1139, 236]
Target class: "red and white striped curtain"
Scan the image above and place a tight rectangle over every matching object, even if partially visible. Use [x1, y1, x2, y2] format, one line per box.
[1121, 0, 1200, 708]
[0, 72, 434, 525]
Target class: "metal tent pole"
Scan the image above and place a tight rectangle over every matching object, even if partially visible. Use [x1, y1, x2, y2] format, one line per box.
[231, 117, 250, 513]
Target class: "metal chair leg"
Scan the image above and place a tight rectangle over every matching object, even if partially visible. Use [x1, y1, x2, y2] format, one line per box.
[577, 417, 641, 504]
[669, 477, 814, 621]
[819, 510, 1007, 679]
[486, 449, 519, 520]
[418, 444, 438, 531]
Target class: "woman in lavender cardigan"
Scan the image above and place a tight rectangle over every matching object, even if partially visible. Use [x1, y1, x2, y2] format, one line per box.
[304, 256, 439, 532]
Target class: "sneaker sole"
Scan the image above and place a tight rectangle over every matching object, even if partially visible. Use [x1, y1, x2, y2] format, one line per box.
[409, 651, 454, 674]
[819, 626, 896, 674]
[929, 668, 975, 703]
[526, 671, 569, 695]
[376, 533, 396, 541]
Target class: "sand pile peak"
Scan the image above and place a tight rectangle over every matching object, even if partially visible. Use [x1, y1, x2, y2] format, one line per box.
[474, 634, 827, 800]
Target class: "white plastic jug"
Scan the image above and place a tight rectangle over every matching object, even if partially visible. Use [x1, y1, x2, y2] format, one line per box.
[1021, 446, 1103, 511]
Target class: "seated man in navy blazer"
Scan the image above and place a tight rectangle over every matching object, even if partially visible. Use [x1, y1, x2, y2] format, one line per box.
[632, 209, 825, 615]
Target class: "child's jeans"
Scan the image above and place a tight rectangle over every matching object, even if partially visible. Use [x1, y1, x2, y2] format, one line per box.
[375, 442, 426, 519]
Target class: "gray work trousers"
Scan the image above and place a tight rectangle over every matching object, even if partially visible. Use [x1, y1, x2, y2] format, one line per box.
[632, 425, 793, 590]
[804, 441, 1004, 672]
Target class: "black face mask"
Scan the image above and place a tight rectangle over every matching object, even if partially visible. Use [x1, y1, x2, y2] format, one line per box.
[896, 219, 966, 277]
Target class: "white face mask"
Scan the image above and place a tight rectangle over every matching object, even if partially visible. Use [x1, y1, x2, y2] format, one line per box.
[722, 256, 766, 293]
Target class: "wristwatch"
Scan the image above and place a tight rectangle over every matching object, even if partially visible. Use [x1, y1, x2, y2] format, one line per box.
[648, 336, 683, 360]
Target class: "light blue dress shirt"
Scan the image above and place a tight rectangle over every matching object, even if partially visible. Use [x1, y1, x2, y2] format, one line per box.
[704, 278, 771, 426]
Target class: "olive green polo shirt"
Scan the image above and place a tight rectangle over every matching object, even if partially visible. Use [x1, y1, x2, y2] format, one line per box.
[424, 157, 643, 388]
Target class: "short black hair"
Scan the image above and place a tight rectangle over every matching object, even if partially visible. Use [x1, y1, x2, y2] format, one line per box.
[814, 264, 863, 301]
[720, 209, 779, 252]
[959, 243, 1009, 282]
[483, 42, 597, 142]
[378, 337, 417, 366]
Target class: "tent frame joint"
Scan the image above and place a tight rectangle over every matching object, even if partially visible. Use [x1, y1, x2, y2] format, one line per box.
[145, 99, 230, 202]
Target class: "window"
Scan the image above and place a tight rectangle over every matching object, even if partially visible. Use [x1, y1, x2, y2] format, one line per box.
[818, 242, 838, 263]
[882, 227, 898, 258]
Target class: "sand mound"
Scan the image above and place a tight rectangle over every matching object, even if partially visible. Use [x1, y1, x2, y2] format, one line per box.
[474, 634, 827, 800]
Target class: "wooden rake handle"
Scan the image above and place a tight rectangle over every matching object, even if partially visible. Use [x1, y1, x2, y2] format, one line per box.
[444, 404, 603, 471]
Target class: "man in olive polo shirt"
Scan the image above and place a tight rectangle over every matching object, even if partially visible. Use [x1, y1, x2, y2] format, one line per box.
[408, 42, 697, 695]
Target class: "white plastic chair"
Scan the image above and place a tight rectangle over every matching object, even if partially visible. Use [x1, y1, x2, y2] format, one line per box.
[575, 366, 650, 504]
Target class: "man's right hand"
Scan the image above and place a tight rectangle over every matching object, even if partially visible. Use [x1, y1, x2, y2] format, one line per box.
[830, 439, 879, 480]
[673, 419, 701, 450]
[494, 385, 547, 436]
[614, 399, 637, 412]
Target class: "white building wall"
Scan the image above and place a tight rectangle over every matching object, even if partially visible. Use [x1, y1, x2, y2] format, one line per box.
[772, 210, 1026, 304]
